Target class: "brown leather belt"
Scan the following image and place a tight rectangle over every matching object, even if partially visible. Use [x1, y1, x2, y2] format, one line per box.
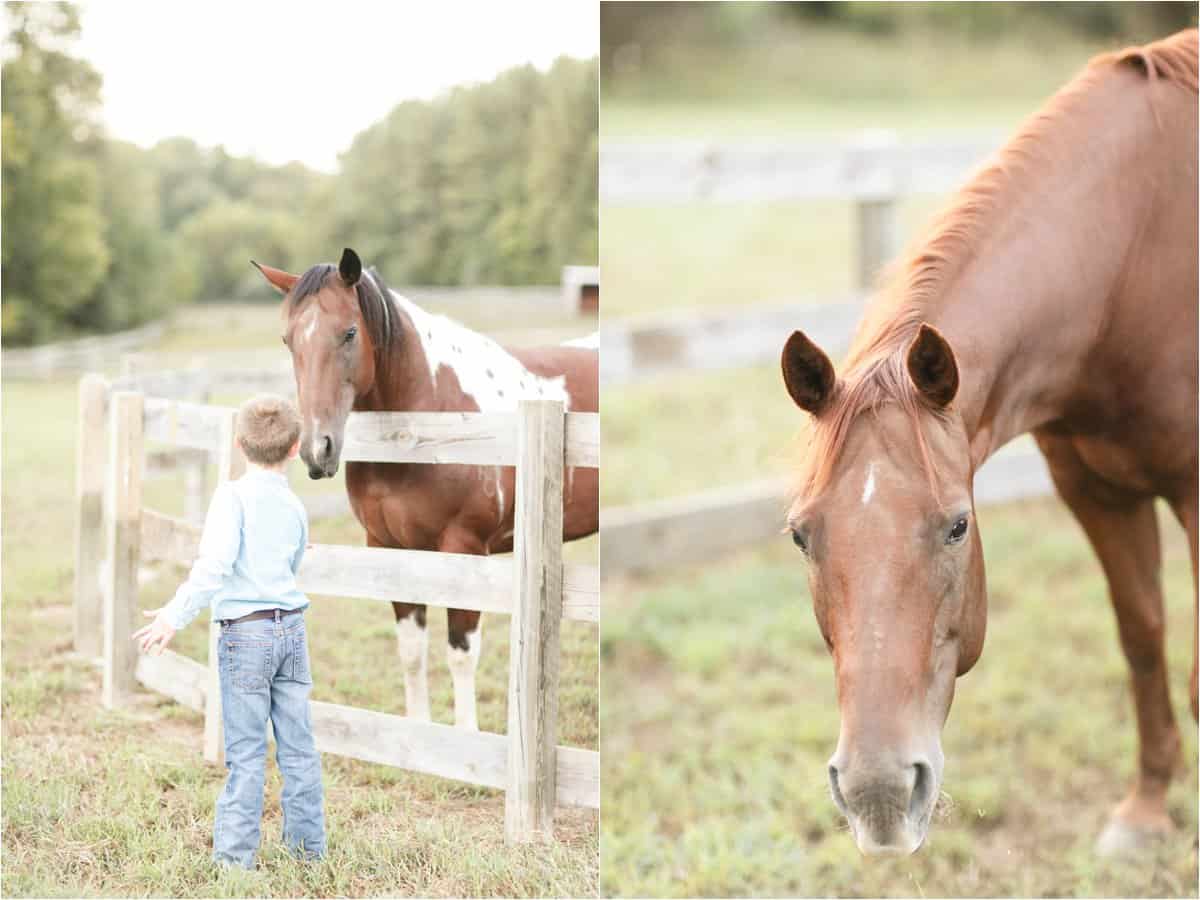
[219, 607, 303, 627]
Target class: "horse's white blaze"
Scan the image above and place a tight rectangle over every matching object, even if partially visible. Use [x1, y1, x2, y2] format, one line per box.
[297, 304, 319, 346]
[395, 615, 430, 722]
[387, 288, 570, 414]
[861, 462, 877, 506]
[447, 624, 482, 731]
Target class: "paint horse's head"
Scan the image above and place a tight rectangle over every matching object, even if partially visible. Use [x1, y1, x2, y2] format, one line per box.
[254, 248, 394, 479]
[780, 324, 987, 856]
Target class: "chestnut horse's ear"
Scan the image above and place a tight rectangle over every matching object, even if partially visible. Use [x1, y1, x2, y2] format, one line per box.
[781, 330, 836, 415]
[906, 323, 959, 408]
[251, 260, 298, 295]
[339, 247, 362, 287]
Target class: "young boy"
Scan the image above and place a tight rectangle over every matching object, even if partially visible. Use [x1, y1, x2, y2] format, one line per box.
[133, 394, 325, 869]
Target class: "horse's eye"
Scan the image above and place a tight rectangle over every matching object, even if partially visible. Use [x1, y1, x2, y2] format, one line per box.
[343, 326, 357, 344]
[281, 336, 288, 347]
[791, 529, 808, 554]
[946, 515, 969, 545]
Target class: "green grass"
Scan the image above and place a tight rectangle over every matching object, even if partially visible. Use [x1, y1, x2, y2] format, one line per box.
[1, 306, 598, 897]
[600, 498, 1198, 898]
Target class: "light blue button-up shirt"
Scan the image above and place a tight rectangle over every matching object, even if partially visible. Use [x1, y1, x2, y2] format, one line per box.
[161, 466, 310, 630]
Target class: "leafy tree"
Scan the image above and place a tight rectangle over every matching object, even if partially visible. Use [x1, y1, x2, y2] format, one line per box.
[1, 2, 108, 345]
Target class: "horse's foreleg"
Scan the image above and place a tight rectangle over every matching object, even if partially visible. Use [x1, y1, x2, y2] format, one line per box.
[1040, 436, 1179, 855]
[441, 529, 486, 730]
[1169, 488, 1198, 720]
[392, 602, 431, 721]
[447, 609, 482, 731]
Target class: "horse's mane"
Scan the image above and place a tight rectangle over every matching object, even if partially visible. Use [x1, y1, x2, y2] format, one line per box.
[795, 29, 1198, 501]
[289, 263, 399, 385]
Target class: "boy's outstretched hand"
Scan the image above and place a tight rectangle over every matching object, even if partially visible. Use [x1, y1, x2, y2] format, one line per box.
[133, 607, 176, 656]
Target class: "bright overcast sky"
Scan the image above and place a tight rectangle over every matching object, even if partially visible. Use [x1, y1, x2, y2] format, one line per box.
[71, 1, 597, 172]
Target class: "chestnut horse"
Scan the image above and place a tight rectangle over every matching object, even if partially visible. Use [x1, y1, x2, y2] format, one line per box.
[255, 249, 598, 730]
[780, 30, 1197, 856]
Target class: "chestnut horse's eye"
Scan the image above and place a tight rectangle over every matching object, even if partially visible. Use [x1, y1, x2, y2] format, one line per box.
[946, 515, 969, 545]
[791, 529, 809, 554]
[343, 326, 357, 344]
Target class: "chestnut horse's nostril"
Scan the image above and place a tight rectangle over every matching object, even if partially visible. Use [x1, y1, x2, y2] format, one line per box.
[828, 764, 848, 814]
[909, 760, 934, 820]
[322, 434, 332, 458]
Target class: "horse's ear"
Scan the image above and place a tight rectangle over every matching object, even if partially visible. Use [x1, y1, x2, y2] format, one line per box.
[906, 323, 959, 408]
[251, 260, 298, 295]
[781, 330, 836, 415]
[339, 247, 362, 287]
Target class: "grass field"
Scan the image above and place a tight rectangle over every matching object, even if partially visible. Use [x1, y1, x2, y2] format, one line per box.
[1, 305, 599, 898]
[599, 20, 1198, 898]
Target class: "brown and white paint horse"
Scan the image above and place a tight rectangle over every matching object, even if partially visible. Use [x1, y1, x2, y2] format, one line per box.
[780, 31, 1197, 856]
[255, 248, 598, 730]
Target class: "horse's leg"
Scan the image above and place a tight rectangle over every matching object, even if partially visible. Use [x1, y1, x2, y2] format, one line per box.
[446, 608, 482, 731]
[392, 602, 431, 722]
[1038, 436, 1179, 855]
[1167, 488, 1198, 720]
[368, 534, 431, 721]
[440, 528, 485, 731]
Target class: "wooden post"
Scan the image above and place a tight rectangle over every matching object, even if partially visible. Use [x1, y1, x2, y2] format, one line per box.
[505, 399, 565, 844]
[184, 388, 211, 524]
[853, 130, 900, 290]
[204, 408, 245, 764]
[74, 374, 108, 658]
[102, 391, 143, 708]
[855, 197, 898, 289]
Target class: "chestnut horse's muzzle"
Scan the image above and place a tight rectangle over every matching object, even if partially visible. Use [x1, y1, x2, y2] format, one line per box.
[828, 751, 939, 856]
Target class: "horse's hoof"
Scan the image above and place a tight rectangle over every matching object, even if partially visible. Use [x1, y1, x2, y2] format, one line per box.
[1094, 818, 1171, 857]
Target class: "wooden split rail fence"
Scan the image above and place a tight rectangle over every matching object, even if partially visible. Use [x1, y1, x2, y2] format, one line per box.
[74, 374, 600, 843]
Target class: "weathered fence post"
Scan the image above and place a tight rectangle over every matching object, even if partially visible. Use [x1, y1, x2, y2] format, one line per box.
[184, 386, 211, 524]
[102, 391, 143, 708]
[75, 374, 108, 658]
[204, 408, 245, 764]
[505, 399, 565, 844]
[853, 130, 900, 290]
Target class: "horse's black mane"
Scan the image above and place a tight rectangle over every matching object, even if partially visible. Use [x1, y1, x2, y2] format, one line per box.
[289, 262, 399, 383]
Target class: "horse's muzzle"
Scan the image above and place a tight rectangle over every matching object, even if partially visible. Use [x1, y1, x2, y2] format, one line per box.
[829, 753, 938, 856]
[303, 432, 340, 479]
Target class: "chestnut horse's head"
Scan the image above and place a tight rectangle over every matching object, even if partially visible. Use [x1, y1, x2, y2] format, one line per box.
[780, 323, 986, 856]
[254, 248, 394, 479]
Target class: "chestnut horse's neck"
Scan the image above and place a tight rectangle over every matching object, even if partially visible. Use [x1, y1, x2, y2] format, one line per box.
[866, 38, 1196, 469]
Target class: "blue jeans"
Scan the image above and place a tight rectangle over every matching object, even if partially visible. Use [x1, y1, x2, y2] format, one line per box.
[212, 613, 325, 868]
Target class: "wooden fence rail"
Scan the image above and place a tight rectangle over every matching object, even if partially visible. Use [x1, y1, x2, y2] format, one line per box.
[601, 132, 1000, 290]
[602, 296, 865, 386]
[4, 320, 167, 380]
[76, 377, 600, 843]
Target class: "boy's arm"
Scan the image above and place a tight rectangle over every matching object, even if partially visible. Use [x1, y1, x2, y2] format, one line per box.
[291, 504, 309, 575]
[159, 484, 243, 630]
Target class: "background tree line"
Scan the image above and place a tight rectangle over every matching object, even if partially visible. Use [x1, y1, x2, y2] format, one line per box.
[602, 1, 1196, 79]
[1, 3, 598, 346]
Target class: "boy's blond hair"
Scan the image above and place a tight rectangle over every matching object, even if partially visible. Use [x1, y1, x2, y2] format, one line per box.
[236, 394, 301, 465]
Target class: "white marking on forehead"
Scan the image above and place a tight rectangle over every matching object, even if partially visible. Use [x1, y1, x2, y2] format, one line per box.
[298, 304, 319, 346]
[861, 462, 877, 506]
[387, 288, 571, 412]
